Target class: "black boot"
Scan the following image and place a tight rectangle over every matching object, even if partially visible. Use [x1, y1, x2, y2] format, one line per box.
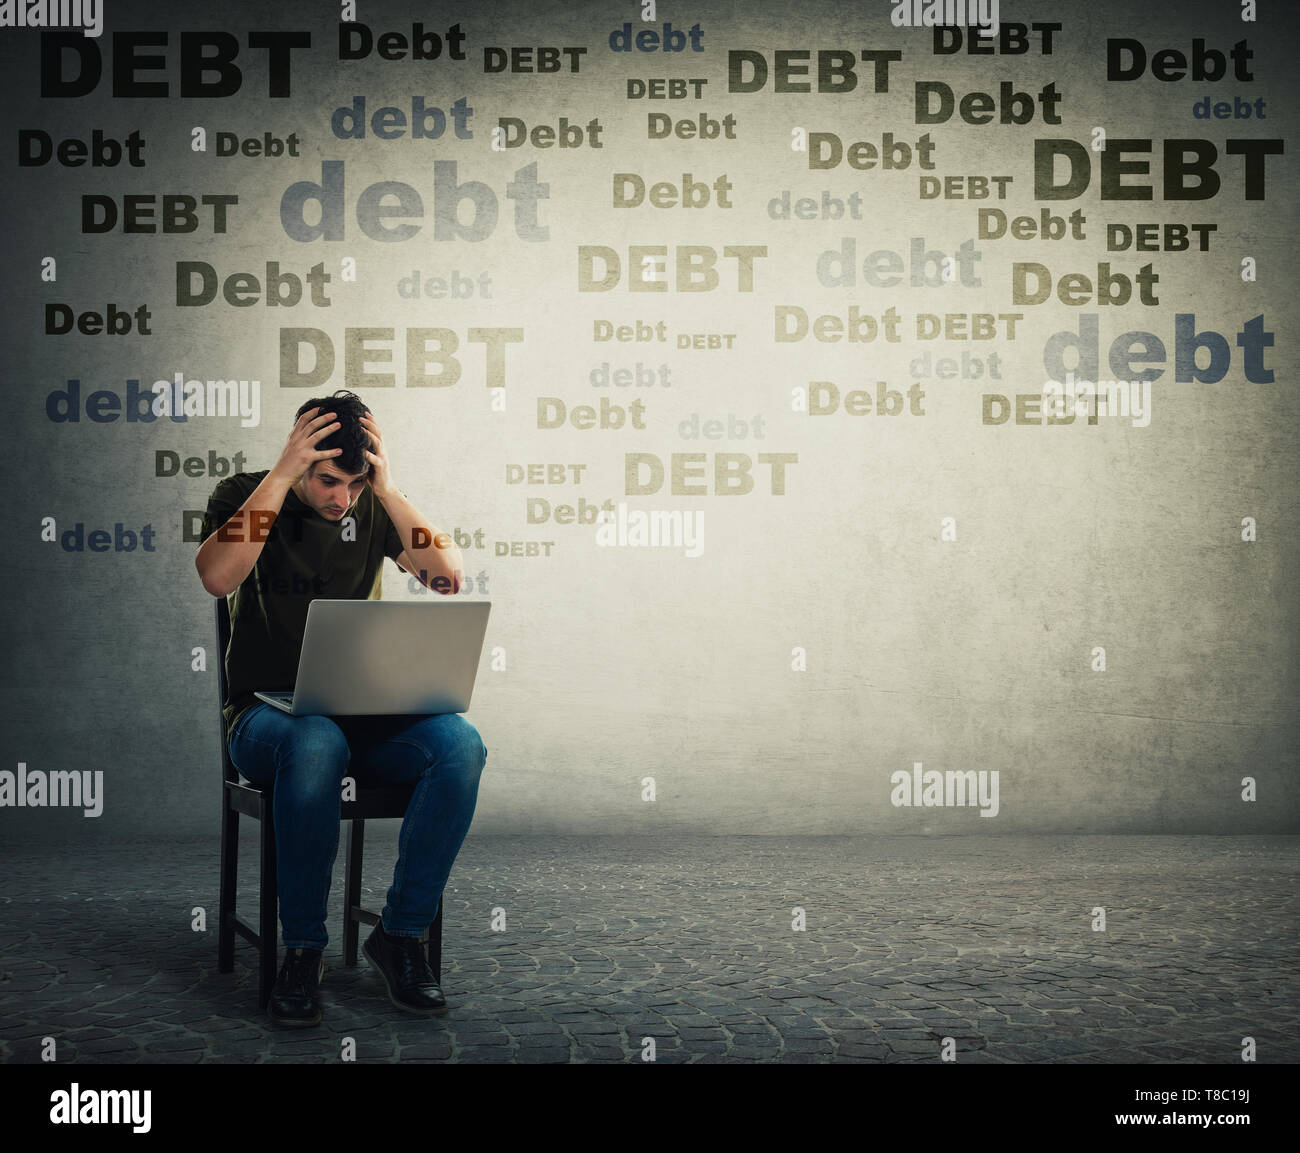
[268, 947, 324, 1027]
[364, 923, 448, 1015]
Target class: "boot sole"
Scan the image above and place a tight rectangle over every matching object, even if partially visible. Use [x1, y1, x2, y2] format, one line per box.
[268, 1008, 322, 1028]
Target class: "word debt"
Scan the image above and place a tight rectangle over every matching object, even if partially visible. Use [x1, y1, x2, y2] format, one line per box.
[978, 209, 1217, 252]
[816, 236, 983, 287]
[537, 396, 646, 430]
[46, 377, 260, 426]
[340, 24, 583, 73]
[612, 172, 734, 209]
[39, 29, 310, 97]
[18, 128, 144, 167]
[982, 380, 1151, 428]
[1034, 138, 1280, 201]
[42, 520, 157, 553]
[279, 327, 523, 389]
[1041, 313, 1273, 384]
[625, 453, 798, 495]
[592, 319, 736, 350]
[579, 246, 766, 291]
[279, 160, 550, 242]
[806, 381, 927, 416]
[1012, 262, 1160, 306]
[331, 96, 472, 141]
[775, 306, 1022, 342]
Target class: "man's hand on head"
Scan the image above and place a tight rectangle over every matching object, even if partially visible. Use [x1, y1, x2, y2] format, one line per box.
[270, 407, 344, 488]
[360, 412, 398, 500]
[356, 411, 462, 594]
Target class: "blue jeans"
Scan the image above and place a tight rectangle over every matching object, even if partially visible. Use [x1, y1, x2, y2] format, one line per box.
[228, 704, 487, 950]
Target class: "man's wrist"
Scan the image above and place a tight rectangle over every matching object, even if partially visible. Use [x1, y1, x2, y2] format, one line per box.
[255, 473, 296, 510]
[263, 468, 297, 493]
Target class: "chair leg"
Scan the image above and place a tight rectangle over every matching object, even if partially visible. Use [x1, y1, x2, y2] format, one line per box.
[218, 797, 238, 973]
[343, 819, 365, 966]
[258, 812, 278, 1011]
[429, 906, 443, 985]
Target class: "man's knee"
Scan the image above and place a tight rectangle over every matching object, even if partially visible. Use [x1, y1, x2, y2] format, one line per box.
[419, 714, 487, 780]
[454, 716, 488, 776]
[282, 717, 352, 799]
[290, 716, 350, 761]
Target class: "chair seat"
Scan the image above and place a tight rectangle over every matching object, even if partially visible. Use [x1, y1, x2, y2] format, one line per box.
[225, 777, 417, 817]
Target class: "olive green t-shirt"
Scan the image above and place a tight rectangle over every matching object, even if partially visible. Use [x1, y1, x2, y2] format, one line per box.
[202, 471, 405, 742]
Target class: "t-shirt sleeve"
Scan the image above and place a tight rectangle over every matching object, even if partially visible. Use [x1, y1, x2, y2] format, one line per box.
[384, 513, 404, 562]
[200, 476, 246, 543]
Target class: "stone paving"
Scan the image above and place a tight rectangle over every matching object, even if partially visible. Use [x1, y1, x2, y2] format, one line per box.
[0, 834, 1296, 1064]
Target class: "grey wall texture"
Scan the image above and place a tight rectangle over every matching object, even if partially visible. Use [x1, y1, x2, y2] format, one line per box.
[1, 0, 1296, 839]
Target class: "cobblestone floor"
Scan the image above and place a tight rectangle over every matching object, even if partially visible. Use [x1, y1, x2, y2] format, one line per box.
[1, 835, 1295, 1064]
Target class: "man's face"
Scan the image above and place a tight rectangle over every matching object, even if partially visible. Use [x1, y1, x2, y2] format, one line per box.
[294, 461, 368, 521]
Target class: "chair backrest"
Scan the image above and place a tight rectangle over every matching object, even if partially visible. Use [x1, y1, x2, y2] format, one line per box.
[214, 597, 237, 784]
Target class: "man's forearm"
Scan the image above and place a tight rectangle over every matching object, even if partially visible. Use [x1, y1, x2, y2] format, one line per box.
[376, 487, 465, 594]
[195, 472, 294, 597]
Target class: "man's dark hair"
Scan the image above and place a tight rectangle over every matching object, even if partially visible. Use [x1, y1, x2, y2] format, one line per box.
[294, 390, 371, 476]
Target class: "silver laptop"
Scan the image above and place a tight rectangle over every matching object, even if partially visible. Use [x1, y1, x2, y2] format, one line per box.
[254, 599, 491, 717]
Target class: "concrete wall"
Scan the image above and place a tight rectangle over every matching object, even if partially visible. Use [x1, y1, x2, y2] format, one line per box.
[2, 0, 1296, 841]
